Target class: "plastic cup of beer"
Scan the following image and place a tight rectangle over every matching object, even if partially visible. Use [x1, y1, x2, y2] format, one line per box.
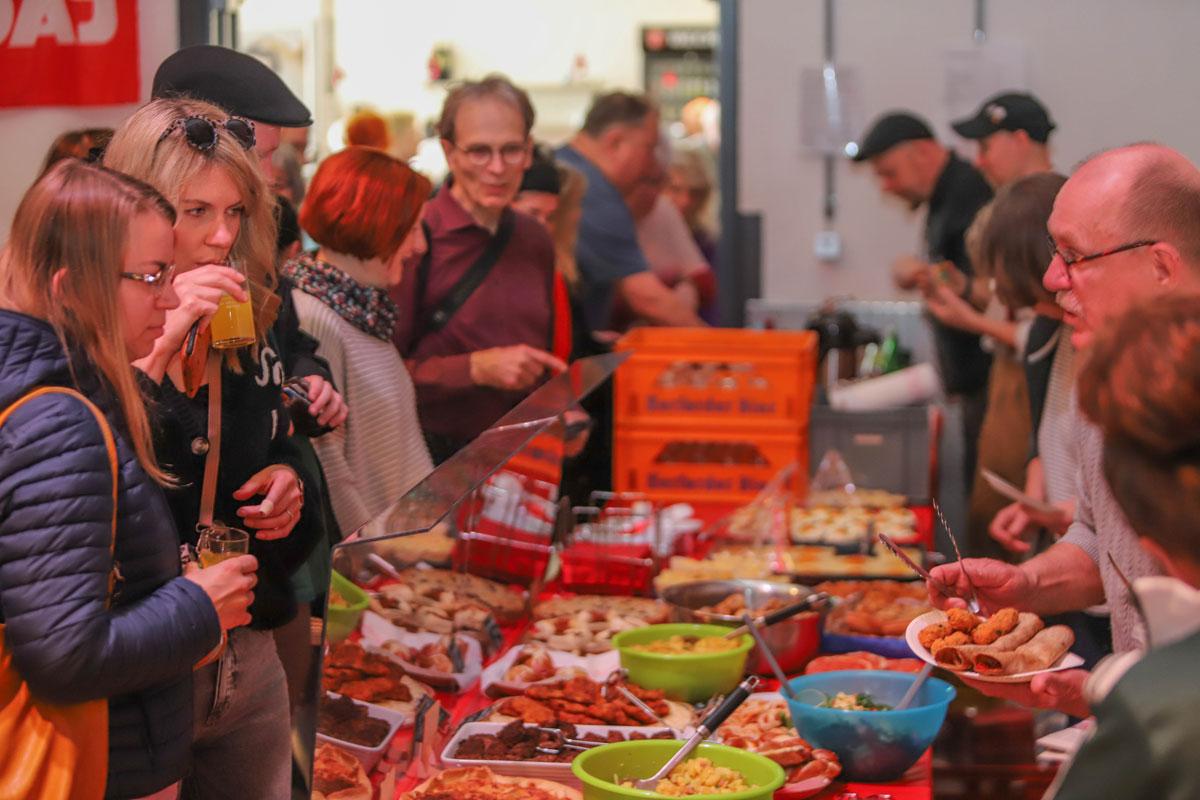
[210, 259, 255, 349]
[196, 524, 250, 568]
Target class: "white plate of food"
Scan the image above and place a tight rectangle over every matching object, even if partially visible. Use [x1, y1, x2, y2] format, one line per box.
[480, 643, 619, 697]
[440, 721, 675, 788]
[906, 608, 1083, 683]
[401, 766, 581, 800]
[360, 610, 484, 690]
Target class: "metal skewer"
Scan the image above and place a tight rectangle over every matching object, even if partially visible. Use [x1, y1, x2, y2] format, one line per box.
[932, 500, 982, 614]
[741, 613, 796, 699]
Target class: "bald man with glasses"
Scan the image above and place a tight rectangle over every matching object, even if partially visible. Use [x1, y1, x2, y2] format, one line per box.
[926, 143, 1200, 716]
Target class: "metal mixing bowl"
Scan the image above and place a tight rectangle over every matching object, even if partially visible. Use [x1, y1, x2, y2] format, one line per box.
[658, 579, 824, 675]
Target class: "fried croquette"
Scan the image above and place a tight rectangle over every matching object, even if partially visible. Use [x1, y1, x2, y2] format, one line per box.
[918, 622, 952, 650]
[946, 607, 980, 633]
[972, 607, 1020, 645]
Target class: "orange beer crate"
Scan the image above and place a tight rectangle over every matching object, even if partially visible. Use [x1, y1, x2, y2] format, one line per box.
[614, 328, 819, 427]
[613, 424, 810, 505]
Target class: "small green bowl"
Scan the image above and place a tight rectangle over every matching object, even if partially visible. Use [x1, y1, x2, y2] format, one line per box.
[612, 623, 752, 704]
[572, 740, 785, 800]
[325, 570, 369, 643]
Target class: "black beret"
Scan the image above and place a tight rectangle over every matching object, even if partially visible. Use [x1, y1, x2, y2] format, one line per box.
[952, 92, 1055, 143]
[153, 45, 312, 127]
[520, 148, 561, 195]
[851, 111, 935, 162]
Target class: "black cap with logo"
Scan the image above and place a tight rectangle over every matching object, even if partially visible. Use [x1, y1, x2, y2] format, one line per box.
[951, 92, 1055, 143]
[850, 112, 935, 162]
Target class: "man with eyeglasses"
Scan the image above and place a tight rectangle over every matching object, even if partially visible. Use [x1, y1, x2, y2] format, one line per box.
[557, 92, 706, 334]
[926, 143, 1200, 716]
[392, 74, 567, 464]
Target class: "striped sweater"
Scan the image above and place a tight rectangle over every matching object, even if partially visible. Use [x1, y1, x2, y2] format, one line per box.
[291, 290, 433, 534]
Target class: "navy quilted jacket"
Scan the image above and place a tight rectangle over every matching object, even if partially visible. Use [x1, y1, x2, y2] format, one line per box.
[0, 310, 222, 799]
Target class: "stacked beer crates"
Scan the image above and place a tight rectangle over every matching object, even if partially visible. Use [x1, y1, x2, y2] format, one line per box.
[613, 328, 819, 506]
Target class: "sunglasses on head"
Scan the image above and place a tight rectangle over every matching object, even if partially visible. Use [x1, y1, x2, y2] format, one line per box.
[159, 116, 256, 152]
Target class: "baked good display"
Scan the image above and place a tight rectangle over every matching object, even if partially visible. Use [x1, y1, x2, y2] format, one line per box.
[401, 766, 581, 799]
[524, 597, 670, 655]
[393, 568, 526, 623]
[531, 595, 669, 623]
[317, 693, 391, 747]
[818, 580, 934, 637]
[791, 505, 919, 545]
[373, 528, 455, 566]
[806, 488, 907, 508]
[312, 742, 372, 800]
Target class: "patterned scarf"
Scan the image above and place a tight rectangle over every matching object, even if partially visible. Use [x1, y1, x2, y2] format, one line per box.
[282, 252, 398, 342]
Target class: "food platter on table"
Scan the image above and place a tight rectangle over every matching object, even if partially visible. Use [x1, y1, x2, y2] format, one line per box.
[817, 579, 932, 659]
[480, 643, 620, 697]
[524, 594, 671, 655]
[312, 742, 373, 800]
[401, 765, 582, 800]
[907, 608, 1084, 683]
[484, 674, 695, 730]
[440, 720, 675, 788]
[713, 691, 842, 799]
[321, 638, 435, 718]
[358, 609, 484, 690]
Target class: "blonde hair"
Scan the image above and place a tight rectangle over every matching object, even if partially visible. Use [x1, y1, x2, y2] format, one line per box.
[549, 163, 586, 288]
[103, 98, 279, 368]
[0, 160, 175, 483]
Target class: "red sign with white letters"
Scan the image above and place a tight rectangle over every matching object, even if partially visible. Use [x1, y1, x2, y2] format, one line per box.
[0, 0, 140, 107]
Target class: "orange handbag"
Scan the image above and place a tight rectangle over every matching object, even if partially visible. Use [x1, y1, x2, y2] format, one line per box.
[0, 387, 120, 800]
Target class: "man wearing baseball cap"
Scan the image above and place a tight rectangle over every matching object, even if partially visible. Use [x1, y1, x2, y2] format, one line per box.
[952, 91, 1056, 188]
[153, 44, 313, 172]
[852, 110, 993, 490]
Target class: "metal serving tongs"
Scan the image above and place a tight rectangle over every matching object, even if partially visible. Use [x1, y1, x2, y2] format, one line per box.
[933, 499, 982, 615]
[533, 727, 608, 756]
[629, 675, 760, 791]
[603, 669, 681, 736]
[722, 591, 832, 640]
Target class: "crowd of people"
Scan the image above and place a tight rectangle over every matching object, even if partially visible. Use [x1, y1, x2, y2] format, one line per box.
[0, 43, 719, 800]
[852, 92, 1200, 795]
[3, 37, 1200, 800]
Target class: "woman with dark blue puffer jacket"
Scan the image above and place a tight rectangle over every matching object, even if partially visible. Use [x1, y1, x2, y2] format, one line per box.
[0, 162, 258, 799]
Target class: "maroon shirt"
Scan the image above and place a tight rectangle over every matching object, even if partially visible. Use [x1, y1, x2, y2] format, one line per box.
[391, 185, 555, 442]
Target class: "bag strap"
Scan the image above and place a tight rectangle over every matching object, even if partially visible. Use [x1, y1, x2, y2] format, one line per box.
[198, 352, 223, 530]
[0, 386, 121, 606]
[549, 269, 573, 363]
[416, 214, 514, 336]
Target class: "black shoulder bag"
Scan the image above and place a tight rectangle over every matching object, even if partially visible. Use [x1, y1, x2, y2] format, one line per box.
[413, 214, 515, 336]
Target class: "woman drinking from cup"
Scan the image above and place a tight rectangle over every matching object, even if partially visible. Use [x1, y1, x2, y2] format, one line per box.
[0, 160, 257, 799]
[104, 98, 320, 798]
[282, 146, 434, 533]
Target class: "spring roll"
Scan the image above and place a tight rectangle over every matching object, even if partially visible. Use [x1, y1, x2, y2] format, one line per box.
[973, 625, 1075, 675]
[933, 612, 1044, 671]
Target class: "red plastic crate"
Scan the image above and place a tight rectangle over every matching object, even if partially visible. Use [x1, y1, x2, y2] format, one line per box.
[559, 542, 657, 596]
[452, 530, 553, 587]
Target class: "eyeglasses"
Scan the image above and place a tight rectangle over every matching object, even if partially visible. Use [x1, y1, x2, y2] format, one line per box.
[1046, 234, 1157, 282]
[450, 140, 529, 167]
[121, 263, 176, 292]
[159, 116, 256, 152]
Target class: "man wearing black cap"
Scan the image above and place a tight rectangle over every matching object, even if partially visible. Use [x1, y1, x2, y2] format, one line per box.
[153, 44, 313, 173]
[952, 91, 1056, 188]
[853, 110, 993, 487]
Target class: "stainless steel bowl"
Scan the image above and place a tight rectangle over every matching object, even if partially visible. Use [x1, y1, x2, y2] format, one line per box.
[658, 579, 824, 675]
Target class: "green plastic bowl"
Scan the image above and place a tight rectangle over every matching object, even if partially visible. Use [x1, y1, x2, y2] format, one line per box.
[572, 740, 785, 800]
[325, 570, 369, 643]
[612, 623, 753, 703]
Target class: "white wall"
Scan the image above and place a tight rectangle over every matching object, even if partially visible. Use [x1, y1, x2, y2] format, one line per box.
[0, 0, 178, 241]
[331, 0, 716, 126]
[740, 0, 1200, 304]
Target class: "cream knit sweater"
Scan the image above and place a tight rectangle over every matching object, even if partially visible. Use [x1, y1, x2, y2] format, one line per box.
[1061, 398, 1165, 653]
[291, 290, 433, 535]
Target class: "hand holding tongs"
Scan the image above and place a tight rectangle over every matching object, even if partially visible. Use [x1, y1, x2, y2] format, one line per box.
[877, 529, 981, 615]
[722, 592, 830, 640]
[630, 675, 759, 791]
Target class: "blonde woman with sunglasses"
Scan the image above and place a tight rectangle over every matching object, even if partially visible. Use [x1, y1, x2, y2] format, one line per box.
[105, 98, 325, 799]
[0, 161, 257, 799]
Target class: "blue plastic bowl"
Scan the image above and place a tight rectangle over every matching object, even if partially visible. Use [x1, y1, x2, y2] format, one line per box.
[784, 670, 954, 782]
